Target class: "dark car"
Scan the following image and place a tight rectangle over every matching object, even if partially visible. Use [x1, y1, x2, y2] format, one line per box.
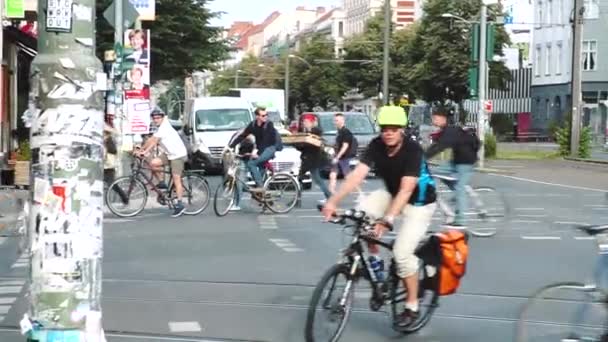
[298, 111, 377, 178]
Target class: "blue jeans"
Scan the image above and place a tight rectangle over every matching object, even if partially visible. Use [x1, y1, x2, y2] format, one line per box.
[436, 162, 474, 225]
[246, 146, 276, 187]
[234, 160, 247, 206]
[310, 168, 332, 199]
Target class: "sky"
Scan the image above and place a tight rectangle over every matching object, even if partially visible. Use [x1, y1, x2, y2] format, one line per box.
[208, 0, 342, 28]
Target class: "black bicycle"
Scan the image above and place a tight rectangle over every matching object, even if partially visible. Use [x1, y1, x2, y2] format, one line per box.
[304, 205, 451, 342]
[105, 156, 210, 217]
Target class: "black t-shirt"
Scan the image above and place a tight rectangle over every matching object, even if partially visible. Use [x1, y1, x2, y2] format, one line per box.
[335, 127, 355, 159]
[360, 137, 436, 205]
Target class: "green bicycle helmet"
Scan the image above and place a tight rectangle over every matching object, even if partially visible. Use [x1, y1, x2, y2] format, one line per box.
[377, 105, 407, 127]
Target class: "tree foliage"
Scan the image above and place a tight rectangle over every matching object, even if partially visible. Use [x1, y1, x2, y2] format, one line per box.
[207, 54, 283, 96]
[342, 0, 512, 106]
[95, 0, 231, 82]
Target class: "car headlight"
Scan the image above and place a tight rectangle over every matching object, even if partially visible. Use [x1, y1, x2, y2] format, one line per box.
[195, 137, 211, 154]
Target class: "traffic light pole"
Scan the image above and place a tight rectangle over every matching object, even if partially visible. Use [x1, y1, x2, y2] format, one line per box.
[24, 0, 106, 339]
[570, 0, 584, 156]
[477, 3, 488, 168]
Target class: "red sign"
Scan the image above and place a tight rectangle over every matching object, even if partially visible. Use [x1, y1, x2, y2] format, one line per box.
[484, 100, 493, 113]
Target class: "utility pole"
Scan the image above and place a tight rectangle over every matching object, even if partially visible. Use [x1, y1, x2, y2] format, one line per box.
[113, 0, 127, 177]
[570, 0, 584, 156]
[477, 3, 488, 168]
[24, 0, 106, 339]
[285, 54, 290, 119]
[382, 0, 391, 105]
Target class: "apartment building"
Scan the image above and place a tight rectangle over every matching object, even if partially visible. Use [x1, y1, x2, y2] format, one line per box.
[343, 0, 424, 37]
[531, 0, 608, 142]
[292, 8, 346, 57]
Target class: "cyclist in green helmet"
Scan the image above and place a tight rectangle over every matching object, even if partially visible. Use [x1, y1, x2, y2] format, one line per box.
[322, 105, 437, 328]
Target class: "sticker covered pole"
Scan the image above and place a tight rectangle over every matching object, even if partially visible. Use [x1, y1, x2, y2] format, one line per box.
[23, 0, 106, 338]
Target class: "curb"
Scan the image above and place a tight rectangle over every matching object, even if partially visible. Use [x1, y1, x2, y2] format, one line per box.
[564, 157, 608, 165]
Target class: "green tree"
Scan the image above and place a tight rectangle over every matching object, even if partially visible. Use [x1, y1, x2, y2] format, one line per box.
[207, 54, 283, 95]
[95, 0, 231, 82]
[402, 0, 511, 105]
[287, 34, 347, 113]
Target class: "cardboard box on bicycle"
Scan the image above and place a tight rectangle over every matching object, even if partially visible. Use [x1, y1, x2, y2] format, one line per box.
[282, 133, 323, 147]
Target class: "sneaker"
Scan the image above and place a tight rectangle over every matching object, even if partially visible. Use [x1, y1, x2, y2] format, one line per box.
[229, 205, 241, 212]
[171, 203, 186, 217]
[395, 308, 419, 329]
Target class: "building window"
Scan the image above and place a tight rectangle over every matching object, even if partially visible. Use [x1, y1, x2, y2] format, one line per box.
[338, 21, 344, 37]
[547, 0, 553, 24]
[556, 41, 562, 74]
[556, 0, 563, 23]
[584, 0, 599, 19]
[535, 44, 542, 76]
[582, 40, 597, 71]
[545, 43, 552, 75]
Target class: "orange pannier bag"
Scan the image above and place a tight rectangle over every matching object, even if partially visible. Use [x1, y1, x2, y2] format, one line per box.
[436, 230, 469, 295]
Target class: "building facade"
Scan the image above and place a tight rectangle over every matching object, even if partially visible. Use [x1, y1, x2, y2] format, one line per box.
[292, 8, 346, 57]
[343, 0, 424, 37]
[531, 0, 608, 143]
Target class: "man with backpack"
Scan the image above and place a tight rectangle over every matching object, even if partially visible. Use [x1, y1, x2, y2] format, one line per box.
[229, 105, 279, 193]
[425, 107, 480, 228]
[329, 112, 361, 197]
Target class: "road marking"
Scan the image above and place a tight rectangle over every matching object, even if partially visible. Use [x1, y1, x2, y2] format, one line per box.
[0, 286, 23, 294]
[585, 205, 608, 208]
[514, 208, 545, 211]
[168, 321, 202, 333]
[516, 214, 548, 218]
[258, 216, 278, 230]
[555, 221, 590, 225]
[105, 218, 135, 224]
[511, 220, 542, 224]
[490, 174, 608, 192]
[0, 280, 25, 287]
[268, 238, 304, 252]
[297, 215, 321, 218]
[0, 305, 10, 314]
[574, 236, 595, 240]
[521, 236, 561, 240]
[0, 298, 17, 305]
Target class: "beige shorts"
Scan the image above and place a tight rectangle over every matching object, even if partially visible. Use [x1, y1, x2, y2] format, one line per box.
[159, 154, 186, 176]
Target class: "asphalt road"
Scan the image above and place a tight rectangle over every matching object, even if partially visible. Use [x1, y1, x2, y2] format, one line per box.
[0, 161, 607, 341]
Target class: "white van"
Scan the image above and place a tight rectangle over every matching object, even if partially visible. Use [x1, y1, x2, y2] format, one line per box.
[183, 96, 254, 171]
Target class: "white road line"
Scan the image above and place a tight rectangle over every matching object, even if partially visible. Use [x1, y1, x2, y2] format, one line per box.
[574, 236, 595, 240]
[282, 247, 304, 252]
[555, 221, 590, 225]
[514, 208, 545, 211]
[297, 215, 322, 218]
[521, 236, 562, 240]
[511, 220, 542, 224]
[0, 280, 25, 287]
[269, 238, 290, 243]
[0, 237, 6, 246]
[516, 214, 548, 218]
[490, 174, 608, 192]
[11, 264, 27, 269]
[0, 286, 22, 294]
[584, 205, 608, 208]
[0, 306, 10, 314]
[274, 242, 296, 248]
[168, 321, 202, 333]
[0, 298, 17, 305]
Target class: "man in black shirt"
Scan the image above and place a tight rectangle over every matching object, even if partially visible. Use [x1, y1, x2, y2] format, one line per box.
[322, 105, 437, 328]
[425, 108, 479, 227]
[229, 106, 278, 192]
[329, 113, 361, 195]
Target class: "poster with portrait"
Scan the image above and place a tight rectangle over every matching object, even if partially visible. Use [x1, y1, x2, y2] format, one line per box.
[123, 29, 150, 100]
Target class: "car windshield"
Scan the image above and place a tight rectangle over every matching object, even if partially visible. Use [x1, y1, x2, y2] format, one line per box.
[195, 109, 251, 131]
[267, 110, 283, 127]
[318, 114, 375, 135]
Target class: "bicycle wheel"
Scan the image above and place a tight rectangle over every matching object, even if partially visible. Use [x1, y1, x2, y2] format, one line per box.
[516, 282, 608, 342]
[263, 172, 300, 214]
[105, 176, 148, 217]
[305, 264, 355, 342]
[466, 186, 509, 237]
[170, 175, 210, 215]
[213, 178, 236, 217]
[389, 259, 439, 334]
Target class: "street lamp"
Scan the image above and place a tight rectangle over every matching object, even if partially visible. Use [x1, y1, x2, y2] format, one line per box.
[442, 6, 489, 168]
[284, 54, 312, 119]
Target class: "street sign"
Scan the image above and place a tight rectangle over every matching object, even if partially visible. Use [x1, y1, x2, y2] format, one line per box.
[103, 0, 140, 30]
[504, 15, 514, 24]
[484, 100, 493, 113]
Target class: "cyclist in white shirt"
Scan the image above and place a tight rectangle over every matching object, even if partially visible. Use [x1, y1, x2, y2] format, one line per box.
[137, 108, 188, 217]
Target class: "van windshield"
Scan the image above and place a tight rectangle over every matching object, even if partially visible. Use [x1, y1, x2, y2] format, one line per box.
[195, 109, 251, 131]
[267, 110, 283, 127]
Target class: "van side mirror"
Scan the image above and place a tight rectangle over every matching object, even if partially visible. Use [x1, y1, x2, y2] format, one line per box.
[184, 126, 193, 136]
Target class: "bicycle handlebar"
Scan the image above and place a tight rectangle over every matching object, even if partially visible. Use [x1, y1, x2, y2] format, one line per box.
[315, 204, 394, 231]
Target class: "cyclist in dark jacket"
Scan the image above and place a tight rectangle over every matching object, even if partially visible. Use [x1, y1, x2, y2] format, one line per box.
[425, 108, 479, 228]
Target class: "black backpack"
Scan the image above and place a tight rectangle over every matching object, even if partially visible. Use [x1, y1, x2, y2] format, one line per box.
[460, 127, 481, 152]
